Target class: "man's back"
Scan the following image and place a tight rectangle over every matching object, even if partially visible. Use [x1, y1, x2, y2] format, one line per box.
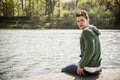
[79, 25, 102, 68]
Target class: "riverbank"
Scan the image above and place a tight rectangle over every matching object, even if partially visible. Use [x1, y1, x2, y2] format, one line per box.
[13, 69, 120, 80]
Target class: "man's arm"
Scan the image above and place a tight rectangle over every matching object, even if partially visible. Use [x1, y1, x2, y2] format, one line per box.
[77, 30, 95, 76]
[79, 30, 95, 68]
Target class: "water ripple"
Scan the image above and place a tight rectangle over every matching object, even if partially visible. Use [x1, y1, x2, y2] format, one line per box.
[0, 29, 120, 80]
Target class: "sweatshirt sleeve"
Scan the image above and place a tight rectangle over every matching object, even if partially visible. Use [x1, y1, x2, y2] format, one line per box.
[79, 30, 95, 68]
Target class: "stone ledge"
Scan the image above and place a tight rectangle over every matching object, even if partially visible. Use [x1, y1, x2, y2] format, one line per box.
[14, 69, 120, 80]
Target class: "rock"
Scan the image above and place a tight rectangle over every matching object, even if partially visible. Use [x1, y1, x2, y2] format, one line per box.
[13, 69, 120, 80]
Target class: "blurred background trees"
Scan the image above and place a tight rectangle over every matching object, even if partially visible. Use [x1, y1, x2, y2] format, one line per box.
[0, 0, 120, 29]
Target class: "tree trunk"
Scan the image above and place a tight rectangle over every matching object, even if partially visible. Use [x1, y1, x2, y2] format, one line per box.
[11, 0, 14, 16]
[21, 0, 24, 15]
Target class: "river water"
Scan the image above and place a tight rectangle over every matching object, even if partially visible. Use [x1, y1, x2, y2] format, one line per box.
[0, 29, 120, 80]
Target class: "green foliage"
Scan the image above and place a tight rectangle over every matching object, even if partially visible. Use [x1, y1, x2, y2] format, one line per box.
[98, 0, 120, 27]
[77, 0, 96, 11]
[0, 0, 120, 29]
[54, 10, 77, 29]
[89, 6, 114, 28]
[76, 0, 115, 28]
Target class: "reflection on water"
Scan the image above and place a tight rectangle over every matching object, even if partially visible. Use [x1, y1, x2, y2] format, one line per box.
[0, 29, 120, 80]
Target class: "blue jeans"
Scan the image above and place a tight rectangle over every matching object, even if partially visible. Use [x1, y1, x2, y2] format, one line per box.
[61, 63, 102, 76]
[61, 63, 78, 75]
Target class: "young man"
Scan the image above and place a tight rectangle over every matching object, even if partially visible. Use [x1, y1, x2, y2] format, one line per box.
[61, 10, 102, 76]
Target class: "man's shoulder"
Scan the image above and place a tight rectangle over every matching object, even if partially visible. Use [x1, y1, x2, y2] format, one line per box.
[82, 27, 92, 34]
[82, 27, 96, 37]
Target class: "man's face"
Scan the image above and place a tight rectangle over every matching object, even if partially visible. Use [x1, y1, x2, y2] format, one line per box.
[76, 16, 89, 30]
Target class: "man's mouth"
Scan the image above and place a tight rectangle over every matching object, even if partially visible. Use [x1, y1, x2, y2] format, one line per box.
[79, 25, 82, 27]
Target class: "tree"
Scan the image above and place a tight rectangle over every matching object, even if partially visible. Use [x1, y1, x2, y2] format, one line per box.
[0, 0, 14, 16]
[45, 0, 56, 21]
[98, 0, 120, 27]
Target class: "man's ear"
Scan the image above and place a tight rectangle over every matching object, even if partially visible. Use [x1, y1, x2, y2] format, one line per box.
[87, 18, 90, 24]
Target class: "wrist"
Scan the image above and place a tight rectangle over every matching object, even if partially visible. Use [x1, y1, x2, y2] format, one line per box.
[78, 66, 83, 69]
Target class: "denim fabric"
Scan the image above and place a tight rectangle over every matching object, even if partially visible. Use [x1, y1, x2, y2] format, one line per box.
[61, 63, 78, 75]
[61, 63, 102, 76]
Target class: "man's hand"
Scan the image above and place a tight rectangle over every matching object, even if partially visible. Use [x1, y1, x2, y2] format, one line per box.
[77, 66, 84, 76]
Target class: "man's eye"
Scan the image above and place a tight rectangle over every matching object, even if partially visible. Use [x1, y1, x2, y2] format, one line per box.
[81, 20, 84, 21]
[77, 21, 79, 22]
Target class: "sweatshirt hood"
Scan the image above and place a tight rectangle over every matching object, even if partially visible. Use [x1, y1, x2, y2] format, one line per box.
[88, 25, 100, 36]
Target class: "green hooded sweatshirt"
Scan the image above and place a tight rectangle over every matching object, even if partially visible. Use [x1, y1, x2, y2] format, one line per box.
[79, 25, 102, 68]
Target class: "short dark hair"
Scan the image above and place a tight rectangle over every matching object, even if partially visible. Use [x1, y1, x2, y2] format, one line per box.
[76, 10, 89, 20]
